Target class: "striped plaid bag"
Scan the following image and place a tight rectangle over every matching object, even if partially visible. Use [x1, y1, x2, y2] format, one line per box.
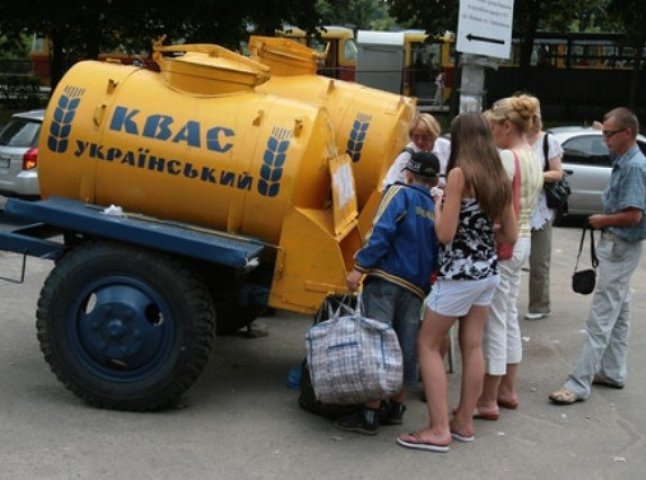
[305, 297, 403, 405]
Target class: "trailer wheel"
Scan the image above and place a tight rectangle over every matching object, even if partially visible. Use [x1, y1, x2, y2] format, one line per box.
[36, 241, 216, 411]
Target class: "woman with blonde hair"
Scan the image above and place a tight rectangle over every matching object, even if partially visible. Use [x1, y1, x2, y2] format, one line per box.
[397, 112, 517, 452]
[383, 113, 451, 187]
[475, 95, 543, 419]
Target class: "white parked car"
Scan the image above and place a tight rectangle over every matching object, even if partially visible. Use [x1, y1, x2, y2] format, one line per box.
[548, 126, 646, 217]
[0, 109, 44, 198]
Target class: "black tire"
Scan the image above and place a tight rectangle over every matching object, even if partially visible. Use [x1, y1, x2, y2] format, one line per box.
[36, 241, 216, 411]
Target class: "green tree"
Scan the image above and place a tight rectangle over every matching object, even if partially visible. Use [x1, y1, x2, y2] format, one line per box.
[513, 0, 611, 73]
[316, 0, 393, 30]
[544, 0, 611, 32]
[607, 0, 646, 108]
[0, 34, 31, 60]
[386, 0, 458, 35]
[0, 1, 118, 88]
[0, 0, 319, 90]
[385, 0, 627, 89]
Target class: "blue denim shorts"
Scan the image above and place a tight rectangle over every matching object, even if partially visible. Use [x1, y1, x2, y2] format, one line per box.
[362, 278, 422, 386]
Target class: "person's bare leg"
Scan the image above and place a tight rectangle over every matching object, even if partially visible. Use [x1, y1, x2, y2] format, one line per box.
[451, 305, 488, 437]
[415, 308, 455, 445]
[498, 363, 520, 408]
[477, 374, 502, 416]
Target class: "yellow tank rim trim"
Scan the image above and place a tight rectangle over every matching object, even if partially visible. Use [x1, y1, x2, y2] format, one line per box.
[153, 42, 271, 95]
[249, 35, 324, 75]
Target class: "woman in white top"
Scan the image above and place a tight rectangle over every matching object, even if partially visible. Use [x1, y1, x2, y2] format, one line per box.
[383, 113, 451, 188]
[476, 95, 543, 419]
[526, 105, 564, 320]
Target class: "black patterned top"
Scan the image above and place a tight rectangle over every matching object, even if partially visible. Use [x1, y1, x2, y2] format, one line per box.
[438, 199, 498, 280]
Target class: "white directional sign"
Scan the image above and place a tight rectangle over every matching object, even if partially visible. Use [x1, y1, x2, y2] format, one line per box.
[456, 0, 514, 59]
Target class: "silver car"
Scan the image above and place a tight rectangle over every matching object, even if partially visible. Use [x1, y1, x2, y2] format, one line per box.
[0, 109, 44, 198]
[548, 126, 646, 217]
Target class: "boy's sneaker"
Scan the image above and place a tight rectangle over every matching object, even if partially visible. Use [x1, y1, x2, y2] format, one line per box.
[379, 400, 407, 425]
[334, 408, 379, 435]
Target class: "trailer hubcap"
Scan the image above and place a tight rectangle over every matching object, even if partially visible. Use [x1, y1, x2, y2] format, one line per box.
[71, 277, 175, 379]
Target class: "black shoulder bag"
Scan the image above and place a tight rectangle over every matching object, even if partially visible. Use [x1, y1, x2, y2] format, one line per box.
[543, 133, 571, 212]
[572, 226, 598, 295]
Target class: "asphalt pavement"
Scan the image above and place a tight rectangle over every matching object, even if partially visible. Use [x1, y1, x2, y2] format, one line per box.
[0, 218, 645, 479]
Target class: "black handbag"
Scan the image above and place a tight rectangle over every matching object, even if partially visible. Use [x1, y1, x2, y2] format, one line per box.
[544, 178, 571, 210]
[543, 133, 571, 212]
[572, 226, 598, 295]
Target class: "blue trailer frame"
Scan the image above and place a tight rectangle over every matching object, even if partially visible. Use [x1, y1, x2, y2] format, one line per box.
[0, 196, 266, 276]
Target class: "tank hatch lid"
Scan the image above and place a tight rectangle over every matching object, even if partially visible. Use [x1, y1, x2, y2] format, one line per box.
[153, 42, 270, 95]
[249, 36, 323, 76]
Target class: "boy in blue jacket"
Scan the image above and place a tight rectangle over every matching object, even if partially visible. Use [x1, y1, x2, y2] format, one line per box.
[336, 151, 441, 435]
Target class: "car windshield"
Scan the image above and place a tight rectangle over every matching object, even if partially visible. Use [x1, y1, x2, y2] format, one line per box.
[0, 119, 41, 147]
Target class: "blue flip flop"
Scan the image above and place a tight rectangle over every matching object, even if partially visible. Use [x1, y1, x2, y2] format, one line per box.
[396, 433, 450, 453]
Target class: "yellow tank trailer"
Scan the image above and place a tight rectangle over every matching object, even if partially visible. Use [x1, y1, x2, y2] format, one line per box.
[39, 43, 362, 314]
[248, 35, 416, 235]
[12, 42, 365, 410]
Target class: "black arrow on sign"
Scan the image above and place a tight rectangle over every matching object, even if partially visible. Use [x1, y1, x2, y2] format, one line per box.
[466, 33, 505, 45]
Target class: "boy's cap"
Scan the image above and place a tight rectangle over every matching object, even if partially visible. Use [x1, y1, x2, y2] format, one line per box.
[403, 151, 441, 178]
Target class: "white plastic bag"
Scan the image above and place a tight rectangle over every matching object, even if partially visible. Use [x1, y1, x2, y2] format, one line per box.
[305, 296, 403, 405]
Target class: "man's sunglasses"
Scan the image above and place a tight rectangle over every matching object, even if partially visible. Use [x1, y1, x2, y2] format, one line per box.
[602, 128, 626, 138]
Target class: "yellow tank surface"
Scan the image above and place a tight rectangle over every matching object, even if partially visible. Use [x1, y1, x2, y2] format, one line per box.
[38, 43, 362, 313]
[248, 36, 416, 233]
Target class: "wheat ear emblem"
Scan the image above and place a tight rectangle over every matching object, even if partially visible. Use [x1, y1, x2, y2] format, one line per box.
[47, 86, 85, 153]
[258, 128, 291, 197]
[346, 113, 371, 163]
